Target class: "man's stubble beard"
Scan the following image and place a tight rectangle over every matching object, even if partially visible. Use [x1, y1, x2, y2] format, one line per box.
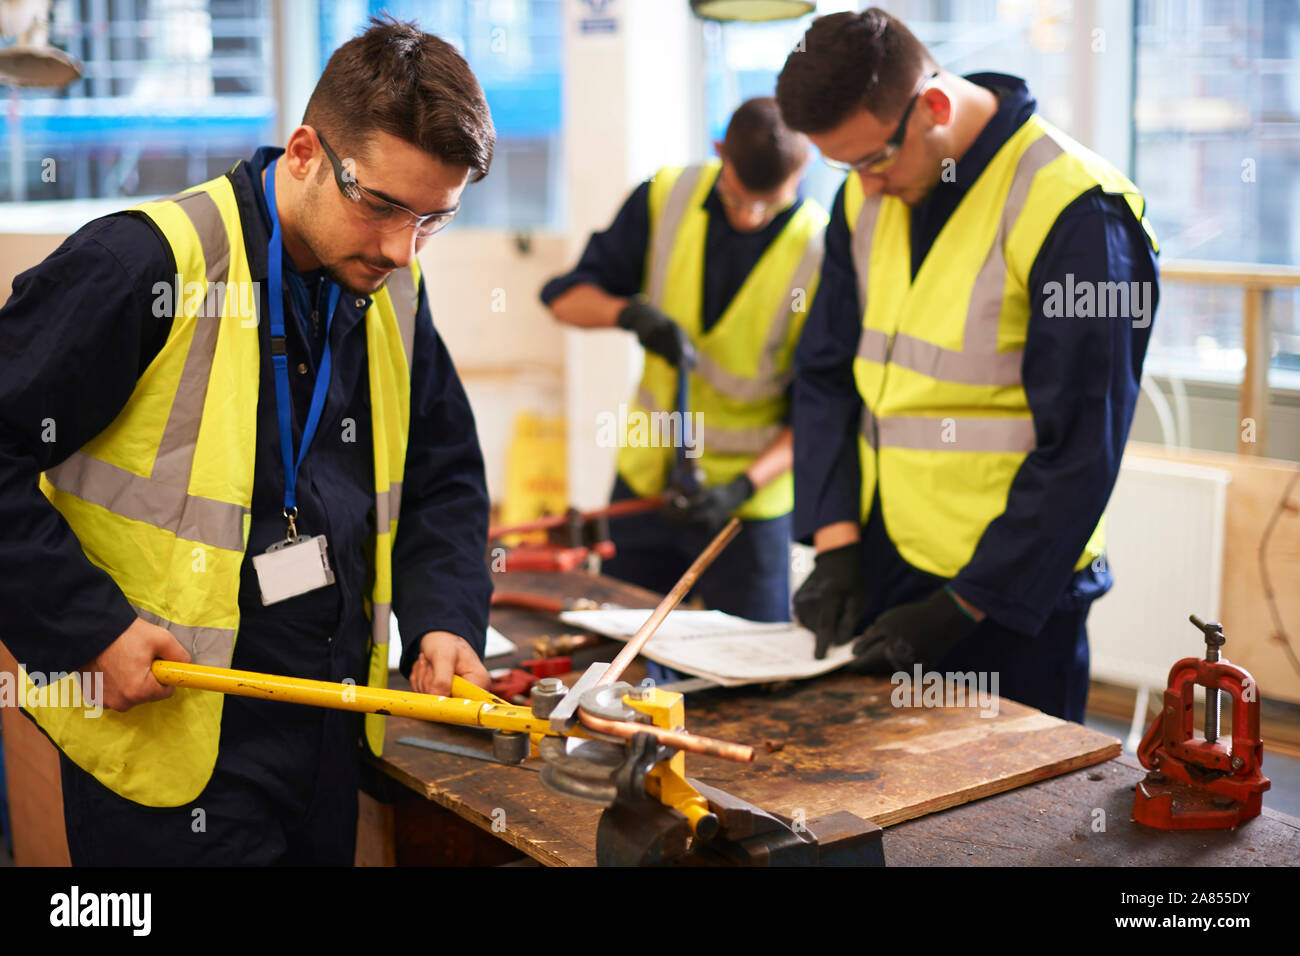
[325, 262, 383, 300]
[296, 178, 383, 299]
[887, 131, 948, 207]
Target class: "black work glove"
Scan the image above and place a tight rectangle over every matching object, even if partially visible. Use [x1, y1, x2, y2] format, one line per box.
[617, 298, 696, 368]
[793, 542, 867, 660]
[662, 474, 754, 536]
[851, 587, 980, 674]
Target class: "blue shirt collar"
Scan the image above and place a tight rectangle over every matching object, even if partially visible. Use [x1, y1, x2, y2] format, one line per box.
[936, 74, 1037, 198]
[248, 145, 287, 233]
[243, 145, 333, 290]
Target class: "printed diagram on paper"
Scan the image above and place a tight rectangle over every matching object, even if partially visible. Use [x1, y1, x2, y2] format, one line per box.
[559, 609, 855, 686]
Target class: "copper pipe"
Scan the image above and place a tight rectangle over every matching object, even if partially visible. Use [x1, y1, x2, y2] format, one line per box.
[488, 495, 666, 539]
[597, 494, 669, 521]
[578, 709, 755, 764]
[597, 517, 741, 687]
[490, 591, 565, 613]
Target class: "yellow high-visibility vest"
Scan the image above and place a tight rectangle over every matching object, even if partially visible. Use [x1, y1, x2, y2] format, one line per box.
[20, 170, 419, 807]
[845, 114, 1158, 578]
[618, 160, 829, 519]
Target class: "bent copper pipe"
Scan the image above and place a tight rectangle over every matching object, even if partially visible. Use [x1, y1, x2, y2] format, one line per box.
[598, 517, 741, 687]
[577, 709, 755, 764]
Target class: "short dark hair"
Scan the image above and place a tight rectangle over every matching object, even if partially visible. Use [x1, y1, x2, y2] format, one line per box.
[722, 96, 809, 192]
[776, 8, 937, 135]
[303, 16, 495, 182]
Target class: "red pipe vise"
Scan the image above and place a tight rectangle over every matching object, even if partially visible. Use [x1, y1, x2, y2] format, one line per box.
[1133, 615, 1270, 830]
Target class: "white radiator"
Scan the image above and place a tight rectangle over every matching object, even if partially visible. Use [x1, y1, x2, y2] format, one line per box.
[1088, 455, 1231, 745]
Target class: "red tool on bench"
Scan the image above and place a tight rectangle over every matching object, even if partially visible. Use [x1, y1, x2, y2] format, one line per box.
[1133, 614, 1271, 830]
[489, 656, 573, 704]
[488, 497, 665, 573]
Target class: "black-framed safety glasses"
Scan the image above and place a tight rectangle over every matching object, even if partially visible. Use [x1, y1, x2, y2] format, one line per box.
[317, 131, 458, 238]
[823, 70, 940, 175]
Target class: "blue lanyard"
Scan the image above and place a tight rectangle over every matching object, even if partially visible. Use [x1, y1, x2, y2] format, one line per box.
[265, 158, 340, 528]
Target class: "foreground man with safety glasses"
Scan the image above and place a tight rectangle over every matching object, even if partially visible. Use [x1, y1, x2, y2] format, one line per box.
[777, 8, 1160, 721]
[0, 17, 495, 863]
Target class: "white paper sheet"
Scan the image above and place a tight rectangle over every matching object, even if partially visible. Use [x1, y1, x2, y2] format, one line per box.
[558, 609, 854, 686]
[483, 626, 517, 659]
[387, 613, 517, 669]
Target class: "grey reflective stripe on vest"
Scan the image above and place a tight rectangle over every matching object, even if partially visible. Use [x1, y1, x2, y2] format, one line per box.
[860, 404, 877, 450]
[856, 327, 889, 365]
[646, 166, 709, 309]
[701, 421, 785, 456]
[636, 387, 781, 456]
[375, 481, 403, 530]
[43, 452, 246, 551]
[369, 267, 418, 651]
[152, 190, 231, 487]
[852, 133, 1063, 385]
[860, 411, 1036, 453]
[134, 607, 236, 668]
[692, 353, 792, 403]
[372, 264, 418, 532]
[851, 194, 883, 317]
[370, 601, 391, 648]
[383, 266, 419, 369]
[691, 228, 824, 402]
[44, 186, 252, 552]
[636, 386, 659, 413]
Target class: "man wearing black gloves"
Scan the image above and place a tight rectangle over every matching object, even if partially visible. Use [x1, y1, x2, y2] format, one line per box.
[0, 18, 495, 863]
[780, 9, 1158, 721]
[615, 298, 698, 372]
[542, 98, 827, 640]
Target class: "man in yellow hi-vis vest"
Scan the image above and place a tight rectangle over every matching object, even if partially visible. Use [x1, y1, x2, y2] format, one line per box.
[542, 99, 827, 669]
[775, 9, 1159, 721]
[0, 19, 494, 864]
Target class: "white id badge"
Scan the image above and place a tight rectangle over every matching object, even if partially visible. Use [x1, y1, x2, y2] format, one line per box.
[252, 534, 336, 605]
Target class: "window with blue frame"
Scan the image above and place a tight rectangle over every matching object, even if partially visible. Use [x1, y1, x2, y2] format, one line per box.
[318, 0, 563, 231]
[1, 0, 277, 203]
[1, 0, 562, 232]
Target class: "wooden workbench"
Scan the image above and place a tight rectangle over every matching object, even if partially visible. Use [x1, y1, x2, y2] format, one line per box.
[362, 570, 1300, 866]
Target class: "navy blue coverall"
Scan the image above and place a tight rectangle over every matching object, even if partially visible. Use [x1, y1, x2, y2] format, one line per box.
[0, 147, 493, 864]
[541, 180, 806, 625]
[795, 75, 1159, 721]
